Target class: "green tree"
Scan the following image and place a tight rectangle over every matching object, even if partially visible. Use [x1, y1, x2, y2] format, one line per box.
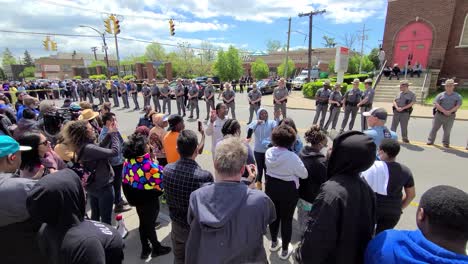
[23, 50, 34, 66]
[367, 48, 380, 70]
[0, 67, 5, 80]
[266, 40, 282, 53]
[251, 58, 269, 80]
[2, 48, 16, 67]
[145, 43, 166, 62]
[89, 60, 107, 67]
[277, 58, 295, 78]
[19, 66, 35, 78]
[329, 60, 335, 73]
[322, 35, 336, 48]
[213, 46, 243, 81]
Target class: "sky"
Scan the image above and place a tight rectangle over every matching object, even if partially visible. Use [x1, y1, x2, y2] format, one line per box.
[0, 0, 388, 63]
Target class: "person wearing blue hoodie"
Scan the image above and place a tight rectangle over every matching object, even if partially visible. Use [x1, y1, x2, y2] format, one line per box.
[186, 137, 276, 264]
[365, 185, 468, 264]
[247, 108, 280, 190]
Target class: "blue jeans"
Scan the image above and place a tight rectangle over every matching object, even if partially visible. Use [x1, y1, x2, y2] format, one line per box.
[88, 185, 114, 225]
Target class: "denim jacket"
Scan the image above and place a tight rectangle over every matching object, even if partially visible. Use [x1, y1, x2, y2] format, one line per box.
[98, 126, 124, 166]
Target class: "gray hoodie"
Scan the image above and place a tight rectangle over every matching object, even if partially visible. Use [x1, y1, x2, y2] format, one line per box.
[186, 182, 276, 264]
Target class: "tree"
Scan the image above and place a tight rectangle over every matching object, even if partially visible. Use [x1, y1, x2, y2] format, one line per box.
[145, 43, 166, 62]
[341, 33, 358, 50]
[251, 58, 269, 80]
[23, 50, 34, 66]
[89, 60, 107, 67]
[2, 48, 16, 67]
[200, 41, 216, 63]
[266, 40, 282, 53]
[0, 67, 5, 80]
[277, 58, 295, 78]
[19, 66, 35, 78]
[367, 48, 380, 70]
[213, 46, 243, 81]
[322, 35, 336, 48]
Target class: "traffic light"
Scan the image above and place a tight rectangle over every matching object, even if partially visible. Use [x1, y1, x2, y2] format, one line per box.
[169, 19, 175, 36]
[51, 41, 57, 51]
[43, 38, 49, 51]
[113, 18, 120, 35]
[104, 18, 112, 34]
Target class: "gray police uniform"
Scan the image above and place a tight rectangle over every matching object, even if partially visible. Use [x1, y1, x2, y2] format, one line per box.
[274, 87, 288, 118]
[313, 87, 332, 127]
[175, 84, 185, 116]
[78, 83, 86, 102]
[102, 83, 109, 103]
[151, 84, 161, 112]
[142, 85, 151, 108]
[120, 83, 130, 108]
[204, 85, 215, 120]
[111, 83, 119, 107]
[94, 82, 103, 105]
[130, 83, 140, 110]
[427, 91, 462, 146]
[188, 85, 199, 118]
[160, 85, 171, 114]
[391, 90, 416, 141]
[222, 90, 236, 119]
[324, 90, 343, 130]
[86, 83, 94, 103]
[341, 88, 362, 131]
[360, 88, 375, 131]
[248, 89, 262, 123]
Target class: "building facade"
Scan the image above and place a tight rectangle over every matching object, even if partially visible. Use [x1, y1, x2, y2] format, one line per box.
[382, 0, 468, 83]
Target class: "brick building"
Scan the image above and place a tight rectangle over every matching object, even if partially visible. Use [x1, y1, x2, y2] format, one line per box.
[382, 0, 468, 84]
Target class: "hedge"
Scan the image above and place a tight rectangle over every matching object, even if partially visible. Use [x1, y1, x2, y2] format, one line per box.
[89, 74, 107, 80]
[123, 74, 136, 81]
[110, 75, 119, 80]
[303, 82, 348, 98]
[73, 76, 82, 79]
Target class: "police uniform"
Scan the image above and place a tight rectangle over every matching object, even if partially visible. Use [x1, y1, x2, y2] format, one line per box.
[188, 84, 199, 118]
[247, 89, 262, 123]
[360, 88, 375, 131]
[222, 89, 236, 119]
[102, 82, 110, 103]
[94, 82, 103, 105]
[274, 86, 288, 118]
[111, 82, 119, 107]
[86, 82, 94, 103]
[313, 87, 332, 128]
[175, 84, 185, 116]
[142, 85, 151, 108]
[204, 84, 215, 120]
[78, 82, 86, 102]
[340, 88, 362, 131]
[160, 85, 171, 114]
[151, 84, 161, 112]
[427, 91, 462, 146]
[119, 83, 130, 108]
[130, 82, 140, 110]
[391, 90, 416, 141]
[324, 90, 343, 131]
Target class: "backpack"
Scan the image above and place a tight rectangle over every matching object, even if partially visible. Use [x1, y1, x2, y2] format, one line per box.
[68, 144, 96, 187]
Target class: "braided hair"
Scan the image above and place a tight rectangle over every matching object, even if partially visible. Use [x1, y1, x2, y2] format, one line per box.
[221, 119, 241, 137]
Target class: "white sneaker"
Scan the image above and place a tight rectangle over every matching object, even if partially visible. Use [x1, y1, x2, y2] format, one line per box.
[279, 244, 293, 260]
[269, 239, 282, 252]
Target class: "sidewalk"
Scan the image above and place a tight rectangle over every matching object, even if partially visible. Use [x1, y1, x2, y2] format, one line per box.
[261, 91, 468, 121]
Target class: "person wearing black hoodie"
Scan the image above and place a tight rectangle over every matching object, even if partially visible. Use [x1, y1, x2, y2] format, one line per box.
[294, 131, 377, 264]
[26, 169, 124, 264]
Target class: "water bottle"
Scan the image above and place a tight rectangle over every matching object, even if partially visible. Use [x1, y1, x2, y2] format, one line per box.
[115, 214, 128, 239]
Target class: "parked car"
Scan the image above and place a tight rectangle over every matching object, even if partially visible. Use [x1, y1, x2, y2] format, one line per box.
[247, 79, 278, 95]
[292, 76, 307, 90]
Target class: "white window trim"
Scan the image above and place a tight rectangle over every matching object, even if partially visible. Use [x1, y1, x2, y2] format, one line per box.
[458, 13, 468, 46]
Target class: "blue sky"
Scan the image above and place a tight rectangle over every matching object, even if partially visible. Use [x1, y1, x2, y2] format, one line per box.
[0, 0, 388, 62]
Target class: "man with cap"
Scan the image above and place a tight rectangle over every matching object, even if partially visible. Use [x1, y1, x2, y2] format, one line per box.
[340, 79, 362, 132]
[163, 114, 185, 164]
[358, 78, 375, 131]
[0, 136, 47, 264]
[324, 83, 343, 131]
[160, 79, 172, 114]
[188, 80, 200, 119]
[204, 78, 216, 121]
[313, 79, 332, 128]
[151, 79, 161, 112]
[129, 80, 140, 111]
[427, 79, 463, 148]
[110, 80, 120, 107]
[273, 78, 288, 119]
[221, 82, 236, 119]
[364, 107, 398, 154]
[141, 81, 152, 109]
[247, 82, 262, 124]
[175, 78, 186, 117]
[391, 80, 416, 143]
[119, 80, 130, 109]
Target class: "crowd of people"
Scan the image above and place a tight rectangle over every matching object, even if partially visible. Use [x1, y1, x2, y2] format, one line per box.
[0, 75, 467, 264]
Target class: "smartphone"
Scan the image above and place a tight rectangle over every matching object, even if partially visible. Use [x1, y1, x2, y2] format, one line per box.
[198, 120, 203, 132]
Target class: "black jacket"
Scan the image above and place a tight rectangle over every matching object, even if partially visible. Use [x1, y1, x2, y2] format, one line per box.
[296, 131, 376, 264]
[298, 146, 328, 203]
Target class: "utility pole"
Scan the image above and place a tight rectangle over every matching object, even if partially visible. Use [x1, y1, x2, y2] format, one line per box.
[284, 17, 292, 78]
[299, 9, 326, 82]
[91, 47, 97, 60]
[358, 24, 371, 73]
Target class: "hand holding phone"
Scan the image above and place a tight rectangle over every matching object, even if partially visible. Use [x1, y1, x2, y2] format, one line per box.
[198, 120, 203, 132]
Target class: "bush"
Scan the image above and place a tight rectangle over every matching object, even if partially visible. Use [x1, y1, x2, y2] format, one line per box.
[123, 74, 136, 81]
[89, 74, 107, 80]
[110, 75, 119, 80]
[303, 81, 348, 98]
[73, 76, 82, 79]
[342, 74, 369, 84]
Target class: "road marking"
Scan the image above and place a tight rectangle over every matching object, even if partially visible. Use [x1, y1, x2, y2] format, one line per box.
[410, 201, 419, 207]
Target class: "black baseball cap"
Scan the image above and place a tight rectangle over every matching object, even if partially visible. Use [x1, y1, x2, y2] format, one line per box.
[363, 107, 388, 121]
[167, 114, 183, 131]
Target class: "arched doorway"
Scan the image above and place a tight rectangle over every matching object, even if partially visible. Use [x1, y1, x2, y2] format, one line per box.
[393, 21, 433, 69]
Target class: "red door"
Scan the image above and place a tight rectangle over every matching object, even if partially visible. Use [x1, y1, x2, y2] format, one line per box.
[393, 22, 433, 69]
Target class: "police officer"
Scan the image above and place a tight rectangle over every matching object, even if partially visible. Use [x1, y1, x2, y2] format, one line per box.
[160, 79, 171, 114]
[141, 81, 151, 109]
[358, 78, 375, 131]
[94, 81, 103, 105]
[86, 81, 94, 104]
[188, 79, 200, 119]
[129, 80, 140, 110]
[313, 79, 332, 128]
[391, 80, 416, 143]
[340, 78, 362, 132]
[324, 83, 343, 131]
[221, 82, 236, 119]
[77, 80, 86, 102]
[175, 78, 185, 116]
[273, 78, 288, 118]
[247, 82, 262, 124]
[110, 81, 119, 107]
[119, 80, 130, 109]
[427, 79, 462, 148]
[204, 78, 215, 121]
[150, 79, 161, 112]
[103, 80, 110, 103]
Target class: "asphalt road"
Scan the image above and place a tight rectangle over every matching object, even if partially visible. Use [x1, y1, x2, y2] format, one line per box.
[87, 93, 467, 264]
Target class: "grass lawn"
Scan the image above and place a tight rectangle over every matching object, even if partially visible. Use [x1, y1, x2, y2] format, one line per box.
[424, 89, 468, 110]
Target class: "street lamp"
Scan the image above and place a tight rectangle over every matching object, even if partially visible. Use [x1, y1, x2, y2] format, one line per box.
[79, 25, 110, 74]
